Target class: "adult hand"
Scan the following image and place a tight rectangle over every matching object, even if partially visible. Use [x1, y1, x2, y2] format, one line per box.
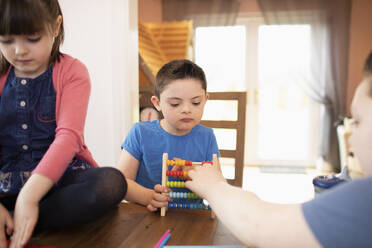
[185, 164, 226, 199]
[0, 203, 13, 248]
[10, 197, 38, 248]
[147, 184, 171, 212]
[171, 157, 190, 180]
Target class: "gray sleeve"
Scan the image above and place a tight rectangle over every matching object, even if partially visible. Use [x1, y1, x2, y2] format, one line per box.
[302, 177, 372, 248]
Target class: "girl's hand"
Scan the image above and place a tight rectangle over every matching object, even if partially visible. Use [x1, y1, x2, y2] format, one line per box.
[10, 197, 39, 248]
[0, 204, 13, 248]
[9, 174, 53, 248]
[146, 184, 171, 212]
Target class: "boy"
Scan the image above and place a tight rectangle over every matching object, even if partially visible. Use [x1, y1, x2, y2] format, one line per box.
[186, 52, 372, 248]
[117, 60, 220, 212]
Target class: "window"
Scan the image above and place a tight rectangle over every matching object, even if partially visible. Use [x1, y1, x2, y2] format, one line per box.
[195, 22, 320, 167]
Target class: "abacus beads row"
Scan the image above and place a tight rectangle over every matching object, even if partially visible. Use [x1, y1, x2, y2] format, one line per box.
[166, 170, 188, 177]
[166, 160, 192, 166]
[168, 202, 211, 210]
[169, 192, 199, 199]
[166, 181, 185, 188]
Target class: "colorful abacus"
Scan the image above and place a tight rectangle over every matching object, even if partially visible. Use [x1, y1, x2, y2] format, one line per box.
[160, 153, 218, 217]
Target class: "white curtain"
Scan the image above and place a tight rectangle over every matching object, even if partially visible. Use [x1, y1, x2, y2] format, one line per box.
[257, 0, 352, 171]
[162, 0, 241, 27]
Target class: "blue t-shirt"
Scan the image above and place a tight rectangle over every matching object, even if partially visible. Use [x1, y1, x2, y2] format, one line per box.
[302, 177, 372, 248]
[121, 120, 220, 189]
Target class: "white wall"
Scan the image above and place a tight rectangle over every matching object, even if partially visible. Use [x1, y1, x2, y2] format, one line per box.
[60, 0, 139, 166]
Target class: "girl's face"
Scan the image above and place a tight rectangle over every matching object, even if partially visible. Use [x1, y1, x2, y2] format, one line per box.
[151, 78, 208, 136]
[0, 17, 61, 78]
[349, 79, 372, 176]
[0, 32, 54, 78]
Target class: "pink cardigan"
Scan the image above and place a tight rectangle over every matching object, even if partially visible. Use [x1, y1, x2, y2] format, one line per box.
[0, 54, 99, 183]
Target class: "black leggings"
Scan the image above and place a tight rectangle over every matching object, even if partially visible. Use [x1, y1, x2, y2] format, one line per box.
[0, 167, 127, 229]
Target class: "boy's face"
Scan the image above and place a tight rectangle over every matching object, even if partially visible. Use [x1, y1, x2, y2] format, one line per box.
[151, 78, 208, 136]
[349, 78, 372, 176]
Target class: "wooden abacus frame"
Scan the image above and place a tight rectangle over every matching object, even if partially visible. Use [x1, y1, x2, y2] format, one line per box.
[160, 153, 218, 217]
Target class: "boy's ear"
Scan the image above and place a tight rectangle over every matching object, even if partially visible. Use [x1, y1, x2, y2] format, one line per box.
[151, 96, 161, 112]
[205, 93, 209, 101]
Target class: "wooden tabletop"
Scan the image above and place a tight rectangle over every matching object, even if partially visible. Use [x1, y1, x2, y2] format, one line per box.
[29, 202, 245, 248]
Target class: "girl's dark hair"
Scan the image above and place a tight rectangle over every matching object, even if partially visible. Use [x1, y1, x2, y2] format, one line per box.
[155, 59, 207, 99]
[0, 0, 64, 75]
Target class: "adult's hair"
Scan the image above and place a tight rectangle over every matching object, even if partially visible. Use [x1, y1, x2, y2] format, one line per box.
[364, 51, 372, 76]
[0, 0, 64, 75]
[363, 51, 372, 97]
[155, 59, 207, 99]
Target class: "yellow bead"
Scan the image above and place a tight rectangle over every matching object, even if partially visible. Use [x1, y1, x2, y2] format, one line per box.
[171, 160, 177, 166]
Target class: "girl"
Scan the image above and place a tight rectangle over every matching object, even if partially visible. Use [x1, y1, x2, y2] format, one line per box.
[0, 1, 127, 247]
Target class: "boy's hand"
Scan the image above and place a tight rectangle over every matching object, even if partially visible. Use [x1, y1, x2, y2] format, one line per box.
[146, 184, 171, 212]
[0, 204, 13, 248]
[185, 164, 226, 199]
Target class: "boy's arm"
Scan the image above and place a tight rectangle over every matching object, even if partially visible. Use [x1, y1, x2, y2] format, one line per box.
[116, 149, 169, 209]
[186, 165, 320, 248]
[116, 149, 152, 206]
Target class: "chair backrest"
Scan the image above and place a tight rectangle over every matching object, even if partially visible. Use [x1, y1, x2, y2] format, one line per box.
[200, 92, 247, 187]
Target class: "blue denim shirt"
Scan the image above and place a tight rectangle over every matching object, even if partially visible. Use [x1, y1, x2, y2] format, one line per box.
[0, 66, 88, 195]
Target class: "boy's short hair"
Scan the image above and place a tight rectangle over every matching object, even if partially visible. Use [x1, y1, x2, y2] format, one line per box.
[364, 52, 372, 97]
[155, 59, 207, 99]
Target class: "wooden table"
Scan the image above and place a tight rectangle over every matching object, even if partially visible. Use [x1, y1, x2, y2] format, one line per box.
[29, 202, 245, 248]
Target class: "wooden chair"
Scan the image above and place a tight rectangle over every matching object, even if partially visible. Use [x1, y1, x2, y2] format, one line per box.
[200, 92, 247, 187]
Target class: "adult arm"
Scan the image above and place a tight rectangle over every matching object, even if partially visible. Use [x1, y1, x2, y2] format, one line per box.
[186, 165, 320, 248]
